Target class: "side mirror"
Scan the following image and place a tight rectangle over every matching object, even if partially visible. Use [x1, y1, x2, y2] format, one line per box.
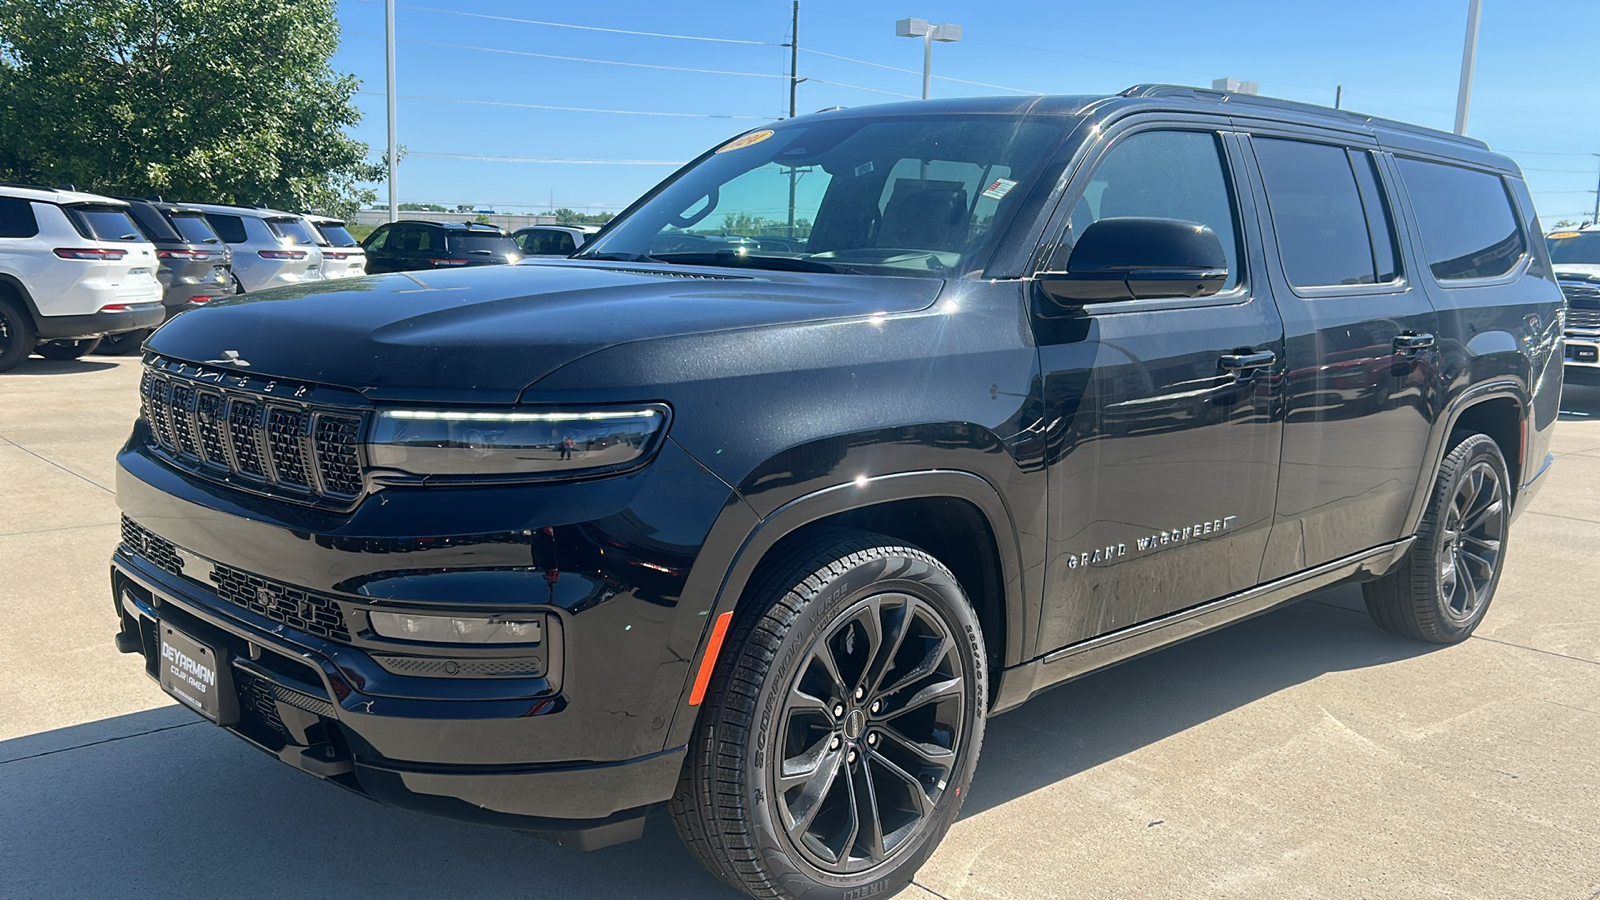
[1038, 217, 1228, 305]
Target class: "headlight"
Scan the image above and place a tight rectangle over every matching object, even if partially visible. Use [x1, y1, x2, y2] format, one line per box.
[369, 611, 542, 644]
[367, 406, 668, 482]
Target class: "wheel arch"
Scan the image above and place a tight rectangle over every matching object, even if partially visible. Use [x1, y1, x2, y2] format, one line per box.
[0, 273, 40, 321]
[1404, 380, 1526, 535]
[662, 469, 1029, 751]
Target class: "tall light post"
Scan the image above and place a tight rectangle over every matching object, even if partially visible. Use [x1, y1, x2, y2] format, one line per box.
[1454, 0, 1483, 135]
[385, 0, 398, 223]
[895, 18, 961, 100]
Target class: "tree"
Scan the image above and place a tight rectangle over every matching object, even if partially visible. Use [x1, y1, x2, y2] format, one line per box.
[400, 202, 447, 212]
[545, 208, 615, 226]
[1555, 219, 1580, 228]
[0, 0, 382, 217]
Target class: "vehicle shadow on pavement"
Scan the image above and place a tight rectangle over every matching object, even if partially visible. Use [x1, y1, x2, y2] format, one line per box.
[3, 357, 118, 375]
[960, 584, 1435, 818]
[0, 587, 1424, 899]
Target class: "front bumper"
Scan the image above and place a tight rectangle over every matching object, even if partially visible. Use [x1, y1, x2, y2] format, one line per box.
[36, 303, 166, 339]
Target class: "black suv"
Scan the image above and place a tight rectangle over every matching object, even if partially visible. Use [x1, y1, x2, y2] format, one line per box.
[111, 85, 1562, 900]
[360, 220, 520, 273]
[105, 198, 234, 354]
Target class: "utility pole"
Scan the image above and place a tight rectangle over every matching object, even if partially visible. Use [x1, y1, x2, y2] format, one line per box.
[385, 0, 398, 223]
[786, 1, 799, 238]
[1591, 154, 1600, 225]
[1454, 0, 1482, 135]
[1335, 85, 1342, 109]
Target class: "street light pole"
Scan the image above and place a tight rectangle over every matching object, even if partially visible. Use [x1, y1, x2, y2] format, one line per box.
[1454, 0, 1483, 136]
[385, 0, 398, 223]
[787, 1, 799, 237]
[896, 18, 961, 100]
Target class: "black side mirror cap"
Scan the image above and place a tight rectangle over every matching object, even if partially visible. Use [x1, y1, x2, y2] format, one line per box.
[1038, 217, 1229, 305]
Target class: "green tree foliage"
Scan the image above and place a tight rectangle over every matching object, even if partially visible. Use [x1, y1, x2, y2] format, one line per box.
[546, 208, 615, 226]
[0, 0, 381, 216]
[399, 202, 447, 212]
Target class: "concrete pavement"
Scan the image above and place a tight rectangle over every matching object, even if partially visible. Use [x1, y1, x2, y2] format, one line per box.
[2, 354, 1597, 899]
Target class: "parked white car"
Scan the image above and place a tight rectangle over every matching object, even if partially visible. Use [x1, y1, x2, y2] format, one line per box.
[301, 214, 367, 279]
[185, 203, 326, 292]
[0, 185, 164, 370]
[512, 225, 599, 258]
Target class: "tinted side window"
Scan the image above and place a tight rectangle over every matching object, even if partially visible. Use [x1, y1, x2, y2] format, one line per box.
[1396, 158, 1525, 281]
[0, 198, 39, 238]
[1060, 130, 1241, 289]
[363, 225, 391, 251]
[1254, 138, 1383, 288]
[524, 230, 576, 255]
[1349, 151, 1400, 283]
[206, 214, 248, 244]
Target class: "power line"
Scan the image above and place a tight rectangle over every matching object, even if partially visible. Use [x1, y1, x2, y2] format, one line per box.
[348, 32, 788, 78]
[802, 78, 918, 99]
[353, 0, 784, 46]
[407, 152, 685, 165]
[800, 47, 1038, 95]
[356, 91, 775, 120]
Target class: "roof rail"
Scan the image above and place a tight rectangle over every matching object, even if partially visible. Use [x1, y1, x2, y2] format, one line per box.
[1120, 84, 1491, 150]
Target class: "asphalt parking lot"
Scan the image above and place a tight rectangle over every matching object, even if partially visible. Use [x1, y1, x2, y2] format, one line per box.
[2, 354, 1597, 899]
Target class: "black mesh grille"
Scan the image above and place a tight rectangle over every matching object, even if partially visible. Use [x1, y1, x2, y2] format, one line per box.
[313, 415, 364, 496]
[120, 515, 352, 643]
[236, 669, 288, 739]
[140, 364, 365, 502]
[120, 516, 185, 576]
[265, 407, 310, 488]
[209, 563, 352, 641]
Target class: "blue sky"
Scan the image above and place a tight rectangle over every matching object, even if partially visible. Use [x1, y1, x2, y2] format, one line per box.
[332, 0, 1600, 222]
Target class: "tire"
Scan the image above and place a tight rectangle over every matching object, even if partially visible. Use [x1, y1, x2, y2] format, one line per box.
[34, 337, 102, 361]
[671, 529, 987, 900]
[232, 274, 247, 294]
[0, 296, 36, 372]
[96, 328, 150, 355]
[1363, 432, 1511, 643]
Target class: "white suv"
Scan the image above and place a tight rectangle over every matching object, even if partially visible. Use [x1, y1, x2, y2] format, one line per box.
[185, 203, 326, 292]
[302, 214, 367, 279]
[0, 185, 164, 371]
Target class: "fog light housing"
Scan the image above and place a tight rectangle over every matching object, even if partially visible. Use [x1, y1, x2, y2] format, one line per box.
[368, 611, 543, 644]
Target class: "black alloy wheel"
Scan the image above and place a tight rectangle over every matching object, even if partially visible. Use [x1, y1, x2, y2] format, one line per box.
[0, 297, 35, 372]
[672, 530, 987, 900]
[776, 593, 967, 873]
[1364, 432, 1510, 643]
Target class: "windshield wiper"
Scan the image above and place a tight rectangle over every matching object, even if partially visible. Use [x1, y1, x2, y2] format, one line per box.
[648, 252, 863, 276]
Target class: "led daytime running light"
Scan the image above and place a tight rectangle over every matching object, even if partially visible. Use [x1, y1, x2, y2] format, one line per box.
[383, 409, 659, 423]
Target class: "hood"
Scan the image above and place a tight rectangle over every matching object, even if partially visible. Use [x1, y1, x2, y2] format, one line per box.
[145, 261, 944, 402]
[1553, 263, 1600, 281]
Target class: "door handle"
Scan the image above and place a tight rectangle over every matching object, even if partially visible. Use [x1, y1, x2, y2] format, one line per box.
[1219, 350, 1277, 371]
[1394, 332, 1435, 351]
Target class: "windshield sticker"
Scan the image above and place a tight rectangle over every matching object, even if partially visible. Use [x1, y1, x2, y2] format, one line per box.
[980, 177, 1019, 201]
[854, 161, 875, 177]
[716, 130, 775, 153]
[1549, 232, 1581, 239]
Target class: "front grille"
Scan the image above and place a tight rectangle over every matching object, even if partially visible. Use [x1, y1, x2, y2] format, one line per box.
[371, 654, 545, 678]
[140, 363, 365, 503]
[209, 563, 352, 642]
[236, 669, 289, 739]
[120, 515, 352, 643]
[1560, 282, 1600, 332]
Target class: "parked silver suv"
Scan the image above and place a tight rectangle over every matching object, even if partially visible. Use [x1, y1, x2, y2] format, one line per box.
[302, 214, 367, 279]
[186, 203, 325, 292]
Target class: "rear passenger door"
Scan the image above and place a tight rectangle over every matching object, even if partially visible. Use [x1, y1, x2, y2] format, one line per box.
[1240, 133, 1441, 580]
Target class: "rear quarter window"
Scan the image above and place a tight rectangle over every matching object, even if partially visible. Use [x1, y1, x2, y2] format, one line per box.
[168, 212, 221, 245]
[0, 197, 39, 238]
[205, 214, 249, 244]
[447, 233, 518, 255]
[1396, 158, 1525, 281]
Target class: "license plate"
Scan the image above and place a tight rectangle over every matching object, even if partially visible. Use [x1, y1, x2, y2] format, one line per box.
[159, 623, 223, 721]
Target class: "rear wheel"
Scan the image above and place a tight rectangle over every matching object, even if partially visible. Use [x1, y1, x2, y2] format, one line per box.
[34, 337, 102, 361]
[96, 329, 150, 355]
[0, 297, 36, 372]
[1364, 433, 1510, 643]
[672, 530, 987, 900]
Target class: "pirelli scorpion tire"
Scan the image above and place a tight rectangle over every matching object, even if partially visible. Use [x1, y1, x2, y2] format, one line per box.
[671, 529, 987, 900]
[1364, 432, 1511, 644]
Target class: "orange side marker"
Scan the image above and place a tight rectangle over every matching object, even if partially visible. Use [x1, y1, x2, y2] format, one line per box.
[689, 611, 735, 706]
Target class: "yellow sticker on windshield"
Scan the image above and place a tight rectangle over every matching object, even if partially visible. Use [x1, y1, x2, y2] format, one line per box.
[716, 130, 775, 153]
[1549, 231, 1581, 239]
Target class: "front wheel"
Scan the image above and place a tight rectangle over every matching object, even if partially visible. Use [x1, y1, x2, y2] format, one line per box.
[0, 297, 36, 372]
[1364, 432, 1511, 643]
[34, 337, 102, 361]
[672, 530, 987, 900]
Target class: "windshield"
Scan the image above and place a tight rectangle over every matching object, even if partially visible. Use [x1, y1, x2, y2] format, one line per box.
[1547, 231, 1600, 265]
[576, 114, 1069, 277]
[267, 217, 319, 245]
[447, 233, 519, 256]
[168, 212, 221, 244]
[312, 221, 359, 247]
[67, 205, 145, 242]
